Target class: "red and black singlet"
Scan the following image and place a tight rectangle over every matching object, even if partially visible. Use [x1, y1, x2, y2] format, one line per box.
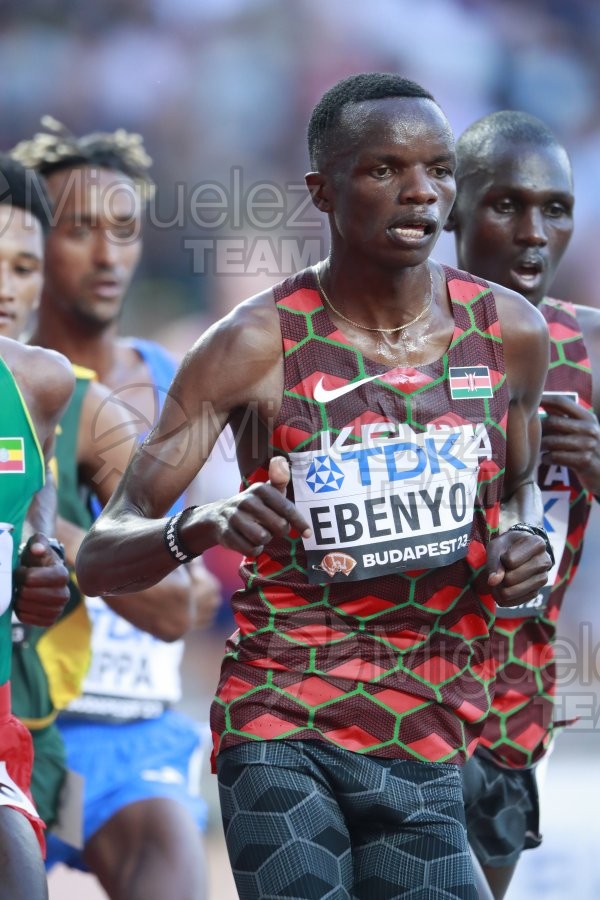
[211, 265, 508, 765]
[480, 297, 593, 767]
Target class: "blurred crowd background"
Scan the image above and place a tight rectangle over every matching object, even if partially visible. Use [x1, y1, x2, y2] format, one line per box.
[1, 1, 599, 898]
[2, 0, 600, 328]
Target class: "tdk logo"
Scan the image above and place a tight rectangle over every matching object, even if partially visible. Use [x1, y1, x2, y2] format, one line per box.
[340, 433, 467, 487]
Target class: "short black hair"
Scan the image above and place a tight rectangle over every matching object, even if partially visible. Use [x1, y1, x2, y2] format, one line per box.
[455, 110, 567, 187]
[308, 72, 436, 170]
[0, 154, 52, 234]
[12, 117, 154, 202]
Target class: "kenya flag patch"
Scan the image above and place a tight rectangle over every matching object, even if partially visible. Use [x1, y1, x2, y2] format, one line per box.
[449, 366, 493, 399]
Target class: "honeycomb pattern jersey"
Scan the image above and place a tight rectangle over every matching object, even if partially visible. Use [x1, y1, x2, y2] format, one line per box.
[479, 298, 593, 767]
[210, 264, 509, 766]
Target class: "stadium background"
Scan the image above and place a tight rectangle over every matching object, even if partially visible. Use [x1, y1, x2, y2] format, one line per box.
[0, 1, 598, 897]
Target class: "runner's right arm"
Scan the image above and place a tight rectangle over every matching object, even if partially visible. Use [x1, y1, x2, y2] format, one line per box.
[76, 293, 311, 597]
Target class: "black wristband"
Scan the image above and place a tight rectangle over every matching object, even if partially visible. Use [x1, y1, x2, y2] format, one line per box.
[46, 538, 66, 563]
[163, 506, 199, 565]
[507, 522, 555, 568]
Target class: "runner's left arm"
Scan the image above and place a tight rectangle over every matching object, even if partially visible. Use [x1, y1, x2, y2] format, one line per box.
[485, 285, 552, 607]
[13, 347, 74, 625]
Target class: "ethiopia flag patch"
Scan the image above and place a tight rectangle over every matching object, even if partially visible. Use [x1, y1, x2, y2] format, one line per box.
[0, 438, 25, 473]
[449, 366, 493, 399]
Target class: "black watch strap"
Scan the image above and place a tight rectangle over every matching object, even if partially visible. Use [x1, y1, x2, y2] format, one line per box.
[507, 522, 555, 568]
[18, 537, 66, 564]
[46, 538, 66, 563]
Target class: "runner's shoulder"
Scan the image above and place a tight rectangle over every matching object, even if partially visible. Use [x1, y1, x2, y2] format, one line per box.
[189, 286, 281, 367]
[0, 337, 74, 415]
[486, 280, 548, 341]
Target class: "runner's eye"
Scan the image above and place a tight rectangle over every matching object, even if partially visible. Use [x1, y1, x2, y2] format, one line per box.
[493, 199, 515, 214]
[545, 202, 570, 218]
[370, 166, 394, 179]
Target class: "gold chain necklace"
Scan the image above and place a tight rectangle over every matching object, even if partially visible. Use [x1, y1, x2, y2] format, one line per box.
[315, 264, 434, 339]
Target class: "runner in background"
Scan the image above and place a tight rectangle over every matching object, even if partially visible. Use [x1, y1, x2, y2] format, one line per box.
[13, 123, 220, 900]
[0, 153, 74, 900]
[449, 109, 600, 899]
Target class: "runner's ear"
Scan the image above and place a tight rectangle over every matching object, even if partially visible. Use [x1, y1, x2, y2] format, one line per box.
[305, 172, 332, 213]
[444, 203, 457, 233]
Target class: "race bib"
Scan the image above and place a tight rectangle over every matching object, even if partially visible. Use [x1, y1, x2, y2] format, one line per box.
[291, 422, 489, 583]
[495, 490, 569, 619]
[68, 597, 183, 716]
[0, 524, 13, 616]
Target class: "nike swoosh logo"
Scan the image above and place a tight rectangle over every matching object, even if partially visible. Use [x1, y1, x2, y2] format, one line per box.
[313, 374, 380, 404]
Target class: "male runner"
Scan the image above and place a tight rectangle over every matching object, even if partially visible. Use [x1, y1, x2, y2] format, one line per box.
[13, 122, 219, 900]
[76, 74, 552, 899]
[0, 151, 196, 843]
[0, 154, 74, 900]
[449, 110, 600, 899]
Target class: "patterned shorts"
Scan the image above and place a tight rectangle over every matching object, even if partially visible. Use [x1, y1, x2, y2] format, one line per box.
[217, 738, 477, 899]
[461, 749, 542, 868]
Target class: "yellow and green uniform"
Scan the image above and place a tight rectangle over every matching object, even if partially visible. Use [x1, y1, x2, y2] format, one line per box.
[0, 354, 46, 850]
[11, 365, 95, 825]
[0, 353, 45, 683]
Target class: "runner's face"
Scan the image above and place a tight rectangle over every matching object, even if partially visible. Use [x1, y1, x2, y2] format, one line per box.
[326, 97, 456, 268]
[44, 166, 142, 326]
[453, 141, 573, 305]
[0, 205, 44, 339]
